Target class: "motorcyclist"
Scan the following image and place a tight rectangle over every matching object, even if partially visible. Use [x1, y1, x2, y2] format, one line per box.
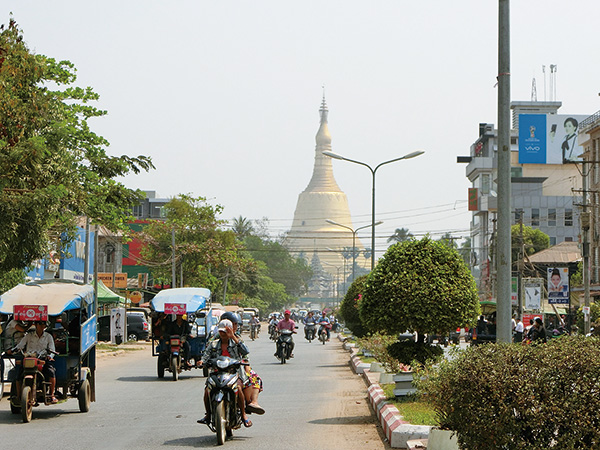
[303, 311, 317, 340]
[249, 315, 260, 335]
[276, 310, 296, 357]
[318, 311, 331, 341]
[198, 319, 260, 428]
[7, 320, 58, 404]
[167, 313, 192, 367]
[268, 314, 278, 337]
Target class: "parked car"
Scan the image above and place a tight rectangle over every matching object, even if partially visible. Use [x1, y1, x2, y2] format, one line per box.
[98, 313, 150, 342]
[427, 329, 461, 346]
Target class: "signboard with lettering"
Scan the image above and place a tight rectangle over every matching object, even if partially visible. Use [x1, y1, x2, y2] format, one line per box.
[98, 272, 128, 289]
[129, 291, 142, 304]
[13, 305, 48, 322]
[80, 315, 98, 355]
[164, 303, 187, 315]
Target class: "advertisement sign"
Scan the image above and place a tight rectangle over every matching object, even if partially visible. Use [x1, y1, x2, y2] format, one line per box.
[511, 277, 518, 306]
[164, 303, 187, 315]
[13, 305, 48, 322]
[110, 307, 126, 344]
[98, 273, 128, 289]
[523, 279, 542, 310]
[129, 291, 142, 304]
[548, 267, 569, 304]
[468, 188, 479, 211]
[80, 315, 98, 355]
[519, 114, 588, 164]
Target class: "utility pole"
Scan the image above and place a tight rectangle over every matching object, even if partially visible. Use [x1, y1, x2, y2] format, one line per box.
[83, 217, 90, 284]
[582, 161, 591, 335]
[496, 0, 512, 343]
[171, 228, 176, 288]
[518, 211, 525, 318]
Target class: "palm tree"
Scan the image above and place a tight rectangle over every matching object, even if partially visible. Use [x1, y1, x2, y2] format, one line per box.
[231, 216, 254, 239]
[387, 227, 413, 243]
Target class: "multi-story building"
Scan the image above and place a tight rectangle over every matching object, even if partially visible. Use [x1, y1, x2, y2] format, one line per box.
[578, 110, 600, 284]
[459, 101, 582, 301]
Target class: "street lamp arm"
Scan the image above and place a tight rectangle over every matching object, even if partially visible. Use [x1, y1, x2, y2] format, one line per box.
[322, 151, 374, 174]
[325, 219, 353, 232]
[356, 221, 382, 233]
[373, 151, 425, 173]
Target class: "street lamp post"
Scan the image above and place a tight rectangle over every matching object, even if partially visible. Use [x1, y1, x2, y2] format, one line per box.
[323, 150, 424, 270]
[326, 219, 382, 283]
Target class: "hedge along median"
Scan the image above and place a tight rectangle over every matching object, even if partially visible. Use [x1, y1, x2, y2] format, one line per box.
[415, 336, 600, 450]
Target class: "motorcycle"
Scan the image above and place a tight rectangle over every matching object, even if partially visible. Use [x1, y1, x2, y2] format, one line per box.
[157, 335, 189, 381]
[203, 356, 249, 445]
[268, 323, 278, 341]
[304, 323, 316, 343]
[318, 321, 332, 345]
[275, 329, 294, 364]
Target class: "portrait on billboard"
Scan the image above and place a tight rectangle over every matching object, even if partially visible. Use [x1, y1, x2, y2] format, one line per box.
[546, 115, 587, 164]
[547, 267, 569, 304]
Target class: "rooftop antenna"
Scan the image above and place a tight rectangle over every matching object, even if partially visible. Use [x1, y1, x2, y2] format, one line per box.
[531, 77, 537, 101]
[542, 65, 546, 101]
[549, 64, 557, 101]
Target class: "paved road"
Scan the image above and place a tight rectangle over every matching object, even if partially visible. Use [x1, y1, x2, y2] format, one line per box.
[0, 328, 386, 449]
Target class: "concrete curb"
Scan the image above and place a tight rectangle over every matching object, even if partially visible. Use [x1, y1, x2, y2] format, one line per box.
[350, 351, 430, 448]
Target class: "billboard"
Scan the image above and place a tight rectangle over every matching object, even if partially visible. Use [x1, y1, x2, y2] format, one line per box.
[548, 267, 569, 305]
[519, 114, 588, 164]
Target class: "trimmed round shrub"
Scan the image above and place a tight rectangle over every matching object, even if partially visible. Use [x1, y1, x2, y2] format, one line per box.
[388, 340, 444, 366]
[415, 336, 600, 450]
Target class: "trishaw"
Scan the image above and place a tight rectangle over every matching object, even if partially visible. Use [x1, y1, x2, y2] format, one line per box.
[150, 287, 213, 380]
[0, 280, 97, 422]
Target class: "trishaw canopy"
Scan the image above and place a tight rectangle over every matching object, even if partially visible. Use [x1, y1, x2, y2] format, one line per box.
[150, 287, 210, 314]
[0, 280, 95, 316]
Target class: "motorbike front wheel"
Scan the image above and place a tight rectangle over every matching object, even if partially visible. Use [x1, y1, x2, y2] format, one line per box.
[10, 382, 21, 414]
[215, 401, 226, 445]
[280, 345, 287, 364]
[171, 356, 179, 381]
[21, 385, 33, 423]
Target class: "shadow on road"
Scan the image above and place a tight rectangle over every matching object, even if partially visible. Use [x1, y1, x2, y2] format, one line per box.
[309, 415, 374, 425]
[164, 434, 250, 447]
[117, 375, 201, 383]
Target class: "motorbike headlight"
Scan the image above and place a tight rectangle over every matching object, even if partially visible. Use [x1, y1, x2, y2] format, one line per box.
[216, 358, 230, 369]
[24, 358, 37, 369]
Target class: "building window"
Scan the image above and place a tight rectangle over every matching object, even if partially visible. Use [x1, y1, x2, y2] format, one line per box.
[481, 174, 491, 194]
[532, 209, 540, 227]
[548, 209, 556, 227]
[511, 167, 523, 178]
[565, 237, 573, 242]
[565, 209, 573, 226]
[549, 237, 556, 246]
[132, 204, 142, 217]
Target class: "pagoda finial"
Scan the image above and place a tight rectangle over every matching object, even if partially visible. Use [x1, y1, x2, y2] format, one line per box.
[319, 85, 328, 123]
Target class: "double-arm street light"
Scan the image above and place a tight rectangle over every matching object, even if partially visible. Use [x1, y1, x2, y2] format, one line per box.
[326, 219, 382, 283]
[322, 150, 425, 270]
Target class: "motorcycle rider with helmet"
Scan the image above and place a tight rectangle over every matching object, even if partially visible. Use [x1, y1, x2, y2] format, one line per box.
[318, 311, 331, 341]
[167, 313, 193, 367]
[303, 311, 317, 341]
[276, 310, 296, 357]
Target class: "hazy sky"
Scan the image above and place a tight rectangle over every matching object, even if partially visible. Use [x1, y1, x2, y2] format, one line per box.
[4, 1, 600, 251]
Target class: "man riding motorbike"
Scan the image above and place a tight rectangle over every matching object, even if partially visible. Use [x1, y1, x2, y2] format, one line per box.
[198, 316, 264, 428]
[276, 310, 296, 357]
[303, 311, 317, 341]
[167, 313, 193, 367]
[7, 320, 58, 404]
[318, 312, 331, 341]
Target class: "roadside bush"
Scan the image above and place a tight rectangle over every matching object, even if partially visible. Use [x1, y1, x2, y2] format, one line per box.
[387, 341, 444, 367]
[357, 332, 408, 373]
[415, 336, 600, 450]
[339, 275, 368, 338]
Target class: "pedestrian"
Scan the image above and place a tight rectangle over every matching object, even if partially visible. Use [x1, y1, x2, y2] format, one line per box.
[529, 317, 547, 343]
[514, 317, 524, 343]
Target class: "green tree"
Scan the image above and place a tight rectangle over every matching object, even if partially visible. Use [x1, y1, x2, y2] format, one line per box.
[387, 227, 413, 243]
[511, 224, 550, 263]
[0, 18, 153, 273]
[339, 275, 368, 337]
[360, 237, 480, 343]
[137, 195, 253, 294]
[231, 216, 254, 240]
[243, 235, 312, 298]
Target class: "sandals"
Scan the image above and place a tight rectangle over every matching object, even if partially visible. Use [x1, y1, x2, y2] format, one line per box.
[243, 418, 252, 428]
[246, 403, 265, 415]
[48, 397, 58, 404]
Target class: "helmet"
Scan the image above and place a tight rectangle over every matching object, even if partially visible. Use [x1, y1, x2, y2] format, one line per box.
[220, 312, 241, 325]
